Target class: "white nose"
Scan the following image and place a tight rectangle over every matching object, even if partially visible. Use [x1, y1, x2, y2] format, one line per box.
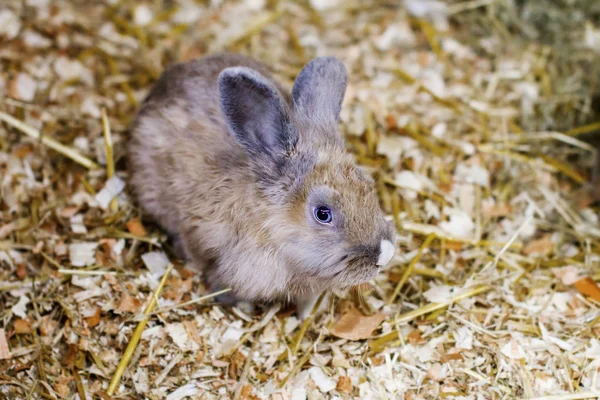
[376, 239, 395, 266]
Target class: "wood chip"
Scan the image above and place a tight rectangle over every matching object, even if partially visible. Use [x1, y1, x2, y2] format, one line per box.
[13, 319, 32, 334]
[336, 376, 353, 394]
[329, 308, 385, 341]
[240, 385, 258, 400]
[407, 329, 425, 344]
[441, 352, 464, 363]
[62, 344, 79, 369]
[228, 350, 246, 379]
[39, 315, 57, 337]
[183, 320, 203, 347]
[117, 293, 143, 313]
[126, 218, 148, 237]
[15, 263, 27, 280]
[522, 234, 553, 256]
[482, 202, 512, 218]
[9, 73, 37, 101]
[86, 308, 102, 328]
[14, 144, 33, 159]
[0, 329, 10, 360]
[574, 277, 600, 302]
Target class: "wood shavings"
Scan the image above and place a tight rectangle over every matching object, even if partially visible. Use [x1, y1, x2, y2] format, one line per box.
[1, 1, 600, 398]
[0, 329, 10, 360]
[69, 242, 97, 267]
[454, 326, 473, 350]
[217, 323, 245, 357]
[70, 214, 87, 234]
[394, 170, 432, 200]
[0, 9, 20, 39]
[539, 322, 574, 352]
[84, 305, 101, 325]
[95, 175, 126, 210]
[54, 56, 94, 85]
[8, 73, 37, 102]
[375, 23, 416, 51]
[454, 163, 490, 187]
[13, 319, 32, 334]
[118, 293, 143, 313]
[166, 383, 199, 400]
[309, 367, 336, 393]
[438, 207, 475, 239]
[133, 5, 153, 27]
[336, 376, 353, 394]
[574, 277, 600, 302]
[423, 285, 456, 303]
[553, 266, 582, 287]
[404, 0, 449, 31]
[309, 0, 342, 12]
[523, 234, 554, 257]
[22, 30, 52, 49]
[166, 323, 199, 352]
[584, 339, 600, 359]
[501, 338, 527, 360]
[127, 218, 147, 237]
[141, 251, 170, 276]
[10, 295, 30, 318]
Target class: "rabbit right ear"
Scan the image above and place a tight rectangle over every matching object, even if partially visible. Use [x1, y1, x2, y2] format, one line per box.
[291, 57, 348, 124]
[218, 67, 298, 159]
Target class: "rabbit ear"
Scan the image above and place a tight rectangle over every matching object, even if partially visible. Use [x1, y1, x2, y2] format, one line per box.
[218, 67, 297, 158]
[291, 57, 348, 124]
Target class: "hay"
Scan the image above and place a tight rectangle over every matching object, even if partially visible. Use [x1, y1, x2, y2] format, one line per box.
[1, 0, 600, 398]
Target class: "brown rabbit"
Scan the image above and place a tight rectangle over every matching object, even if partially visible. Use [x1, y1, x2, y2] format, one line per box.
[128, 53, 396, 318]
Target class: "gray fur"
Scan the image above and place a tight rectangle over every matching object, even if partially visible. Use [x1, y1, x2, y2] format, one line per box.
[128, 53, 395, 317]
[218, 67, 297, 160]
[292, 57, 348, 148]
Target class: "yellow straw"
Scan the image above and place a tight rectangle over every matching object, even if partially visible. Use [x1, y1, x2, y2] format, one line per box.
[0, 111, 99, 170]
[107, 264, 174, 395]
[388, 233, 437, 304]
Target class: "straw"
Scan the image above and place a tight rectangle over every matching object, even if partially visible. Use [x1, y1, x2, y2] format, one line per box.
[0, 111, 99, 170]
[106, 264, 174, 395]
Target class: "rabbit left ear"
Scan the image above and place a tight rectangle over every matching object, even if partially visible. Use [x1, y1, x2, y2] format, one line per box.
[291, 57, 348, 124]
[218, 67, 298, 159]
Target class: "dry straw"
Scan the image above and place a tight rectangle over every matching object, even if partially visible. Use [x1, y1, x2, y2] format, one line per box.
[0, 111, 99, 169]
[107, 264, 174, 395]
[101, 108, 118, 212]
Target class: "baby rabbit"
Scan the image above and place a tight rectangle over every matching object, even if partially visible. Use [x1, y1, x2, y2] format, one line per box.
[128, 53, 396, 319]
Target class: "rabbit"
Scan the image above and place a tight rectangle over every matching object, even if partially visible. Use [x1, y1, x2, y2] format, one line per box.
[127, 53, 396, 319]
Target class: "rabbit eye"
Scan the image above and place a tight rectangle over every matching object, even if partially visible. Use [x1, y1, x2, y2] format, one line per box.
[314, 206, 332, 224]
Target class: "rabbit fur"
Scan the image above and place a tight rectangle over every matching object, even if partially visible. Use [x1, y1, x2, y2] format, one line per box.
[128, 53, 396, 319]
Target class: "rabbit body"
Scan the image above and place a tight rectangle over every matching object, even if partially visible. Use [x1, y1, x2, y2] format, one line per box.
[128, 53, 395, 317]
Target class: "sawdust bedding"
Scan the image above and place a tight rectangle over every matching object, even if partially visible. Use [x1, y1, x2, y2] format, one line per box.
[1, 0, 600, 399]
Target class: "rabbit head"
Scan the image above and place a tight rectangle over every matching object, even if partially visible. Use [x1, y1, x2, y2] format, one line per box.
[218, 57, 396, 295]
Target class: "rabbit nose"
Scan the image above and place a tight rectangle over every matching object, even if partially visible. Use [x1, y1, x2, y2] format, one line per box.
[376, 239, 395, 266]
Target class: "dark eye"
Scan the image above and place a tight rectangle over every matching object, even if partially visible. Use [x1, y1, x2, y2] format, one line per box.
[314, 206, 333, 224]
